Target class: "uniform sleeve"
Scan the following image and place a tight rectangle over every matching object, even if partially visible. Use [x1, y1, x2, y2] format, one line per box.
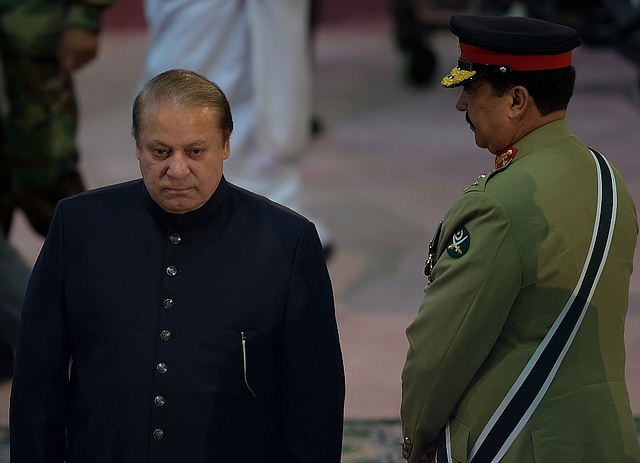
[64, 0, 116, 32]
[401, 192, 522, 462]
[10, 204, 71, 463]
[281, 221, 346, 463]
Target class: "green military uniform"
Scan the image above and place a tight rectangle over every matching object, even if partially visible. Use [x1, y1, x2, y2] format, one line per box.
[401, 119, 640, 462]
[0, 0, 114, 236]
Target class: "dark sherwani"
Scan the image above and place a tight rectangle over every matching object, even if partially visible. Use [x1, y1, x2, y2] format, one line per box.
[10, 177, 345, 462]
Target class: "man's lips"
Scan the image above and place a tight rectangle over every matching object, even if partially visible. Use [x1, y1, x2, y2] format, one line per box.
[164, 186, 194, 193]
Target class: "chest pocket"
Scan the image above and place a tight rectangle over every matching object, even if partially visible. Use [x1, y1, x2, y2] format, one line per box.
[197, 328, 262, 398]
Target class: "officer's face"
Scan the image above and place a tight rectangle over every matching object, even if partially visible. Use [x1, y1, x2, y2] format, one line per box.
[455, 79, 514, 154]
[135, 103, 230, 214]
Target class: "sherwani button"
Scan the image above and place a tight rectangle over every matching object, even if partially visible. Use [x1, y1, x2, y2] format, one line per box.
[160, 330, 172, 341]
[170, 233, 182, 244]
[153, 428, 164, 440]
[166, 266, 178, 277]
[157, 363, 168, 374]
[154, 395, 166, 407]
[163, 298, 174, 309]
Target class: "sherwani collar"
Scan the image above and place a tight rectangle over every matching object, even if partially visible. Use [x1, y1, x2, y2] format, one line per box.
[141, 175, 229, 227]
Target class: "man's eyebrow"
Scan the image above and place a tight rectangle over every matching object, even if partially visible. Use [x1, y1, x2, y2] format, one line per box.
[185, 140, 207, 148]
[144, 139, 208, 149]
[146, 139, 170, 147]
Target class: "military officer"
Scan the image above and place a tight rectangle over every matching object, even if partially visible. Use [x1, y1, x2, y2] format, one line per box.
[401, 15, 640, 463]
[10, 69, 345, 462]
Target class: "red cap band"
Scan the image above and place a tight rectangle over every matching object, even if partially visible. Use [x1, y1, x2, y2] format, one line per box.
[460, 43, 572, 70]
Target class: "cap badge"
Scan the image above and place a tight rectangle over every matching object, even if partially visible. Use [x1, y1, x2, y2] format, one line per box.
[446, 226, 470, 258]
[442, 67, 477, 87]
[495, 147, 517, 169]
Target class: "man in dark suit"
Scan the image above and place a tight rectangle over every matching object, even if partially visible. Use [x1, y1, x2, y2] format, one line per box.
[10, 69, 346, 463]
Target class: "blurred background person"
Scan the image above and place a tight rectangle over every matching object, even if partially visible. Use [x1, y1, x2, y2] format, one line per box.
[0, 57, 30, 429]
[0, 0, 115, 238]
[0, 233, 29, 428]
[0, 0, 115, 433]
[141, 0, 334, 257]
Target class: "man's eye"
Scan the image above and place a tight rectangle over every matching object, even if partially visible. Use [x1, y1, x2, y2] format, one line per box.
[190, 149, 203, 156]
[152, 149, 168, 156]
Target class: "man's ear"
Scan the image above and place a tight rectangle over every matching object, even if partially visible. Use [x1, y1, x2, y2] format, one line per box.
[508, 86, 529, 118]
[222, 137, 231, 160]
[135, 145, 142, 161]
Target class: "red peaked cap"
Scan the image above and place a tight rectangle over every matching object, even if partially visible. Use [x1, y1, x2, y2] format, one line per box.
[442, 15, 582, 88]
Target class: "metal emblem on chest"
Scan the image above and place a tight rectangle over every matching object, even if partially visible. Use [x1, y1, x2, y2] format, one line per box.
[424, 221, 443, 291]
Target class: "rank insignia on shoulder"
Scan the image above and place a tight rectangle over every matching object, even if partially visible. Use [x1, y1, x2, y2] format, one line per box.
[464, 174, 487, 192]
[446, 226, 470, 258]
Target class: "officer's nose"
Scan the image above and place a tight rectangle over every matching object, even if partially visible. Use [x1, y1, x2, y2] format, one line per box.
[455, 90, 468, 112]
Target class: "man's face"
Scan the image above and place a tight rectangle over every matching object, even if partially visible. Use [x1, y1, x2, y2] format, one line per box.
[135, 103, 230, 214]
[455, 79, 514, 155]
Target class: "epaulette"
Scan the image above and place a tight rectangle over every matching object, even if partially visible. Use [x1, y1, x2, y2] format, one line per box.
[464, 173, 489, 192]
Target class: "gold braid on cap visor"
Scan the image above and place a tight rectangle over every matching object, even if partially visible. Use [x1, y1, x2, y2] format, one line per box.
[442, 66, 476, 87]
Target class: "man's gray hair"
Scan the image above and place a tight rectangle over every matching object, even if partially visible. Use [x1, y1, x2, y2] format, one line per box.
[132, 69, 233, 145]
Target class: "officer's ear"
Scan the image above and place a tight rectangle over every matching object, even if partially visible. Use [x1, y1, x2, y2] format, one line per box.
[507, 85, 530, 119]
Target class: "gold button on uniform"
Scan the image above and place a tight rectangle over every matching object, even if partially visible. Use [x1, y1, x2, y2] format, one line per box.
[160, 330, 171, 341]
[166, 266, 177, 277]
[153, 428, 164, 440]
[156, 363, 168, 374]
[169, 233, 182, 244]
[154, 395, 166, 407]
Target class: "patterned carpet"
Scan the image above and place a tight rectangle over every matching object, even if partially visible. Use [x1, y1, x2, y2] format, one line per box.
[342, 419, 405, 462]
[340, 417, 640, 462]
[0, 418, 637, 462]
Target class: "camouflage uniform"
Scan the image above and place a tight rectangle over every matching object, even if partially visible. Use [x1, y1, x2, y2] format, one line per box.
[0, 0, 114, 237]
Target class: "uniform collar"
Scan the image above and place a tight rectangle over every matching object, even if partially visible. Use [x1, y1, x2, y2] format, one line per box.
[494, 146, 517, 169]
[510, 119, 573, 164]
[141, 175, 229, 227]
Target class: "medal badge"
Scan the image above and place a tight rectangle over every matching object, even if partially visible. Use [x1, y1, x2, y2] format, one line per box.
[424, 221, 442, 291]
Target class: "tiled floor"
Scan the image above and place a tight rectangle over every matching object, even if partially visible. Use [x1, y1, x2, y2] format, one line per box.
[8, 19, 640, 421]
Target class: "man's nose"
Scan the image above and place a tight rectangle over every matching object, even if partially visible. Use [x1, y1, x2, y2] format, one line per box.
[455, 90, 468, 112]
[166, 152, 190, 178]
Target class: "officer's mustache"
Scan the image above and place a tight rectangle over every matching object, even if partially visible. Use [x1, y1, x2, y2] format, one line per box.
[465, 112, 475, 129]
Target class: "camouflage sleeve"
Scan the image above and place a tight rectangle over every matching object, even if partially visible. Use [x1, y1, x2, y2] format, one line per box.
[64, 0, 117, 32]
